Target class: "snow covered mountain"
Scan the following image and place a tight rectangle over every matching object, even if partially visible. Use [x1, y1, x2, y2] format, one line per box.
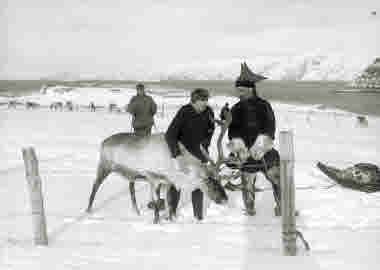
[43, 53, 374, 82]
[164, 53, 373, 81]
[351, 57, 380, 89]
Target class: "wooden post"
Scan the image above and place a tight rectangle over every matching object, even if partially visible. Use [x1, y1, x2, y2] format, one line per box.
[161, 103, 165, 118]
[280, 131, 296, 255]
[22, 147, 48, 246]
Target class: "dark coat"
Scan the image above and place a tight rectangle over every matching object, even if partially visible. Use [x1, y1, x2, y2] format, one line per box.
[228, 96, 275, 149]
[165, 104, 215, 163]
[127, 94, 157, 129]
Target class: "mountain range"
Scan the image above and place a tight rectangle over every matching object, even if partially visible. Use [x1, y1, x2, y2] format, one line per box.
[42, 53, 377, 82]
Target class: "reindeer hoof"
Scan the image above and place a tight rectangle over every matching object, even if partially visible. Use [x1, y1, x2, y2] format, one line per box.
[86, 208, 92, 213]
[134, 208, 141, 216]
[147, 199, 165, 210]
[245, 209, 256, 216]
[153, 217, 160, 224]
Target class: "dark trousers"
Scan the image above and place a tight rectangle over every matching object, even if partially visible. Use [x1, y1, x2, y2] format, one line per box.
[133, 126, 152, 136]
[192, 188, 204, 220]
[167, 187, 204, 220]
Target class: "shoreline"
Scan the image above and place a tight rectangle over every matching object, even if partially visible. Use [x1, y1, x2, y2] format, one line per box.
[211, 93, 380, 118]
[1, 79, 380, 118]
[268, 98, 380, 118]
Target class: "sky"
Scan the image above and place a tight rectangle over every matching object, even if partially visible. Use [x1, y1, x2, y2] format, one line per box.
[1, 85, 380, 269]
[1, 0, 380, 79]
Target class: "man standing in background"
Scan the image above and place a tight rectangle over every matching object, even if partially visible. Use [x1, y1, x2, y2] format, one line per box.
[127, 83, 157, 136]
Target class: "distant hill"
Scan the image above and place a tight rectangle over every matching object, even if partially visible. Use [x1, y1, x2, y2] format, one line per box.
[351, 57, 380, 89]
[41, 53, 373, 82]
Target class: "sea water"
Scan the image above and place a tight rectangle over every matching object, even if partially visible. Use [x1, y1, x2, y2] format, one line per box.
[1, 80, 380, 117]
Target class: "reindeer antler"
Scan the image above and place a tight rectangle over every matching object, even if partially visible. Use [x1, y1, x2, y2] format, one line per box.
[199, 110, 233, 174]
[215, 110, 232, 168]
[200, 145, 216, 167]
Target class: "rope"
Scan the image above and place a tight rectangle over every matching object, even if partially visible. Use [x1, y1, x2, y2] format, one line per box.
[296, 230, 311, 251]
[282, 230, 311, 251]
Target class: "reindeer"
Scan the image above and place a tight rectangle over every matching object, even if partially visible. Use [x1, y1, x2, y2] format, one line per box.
[86, 120, 231, 224]
[65, 101, 74, 111]
[108, 103, 121, 113]
[25, 101, 40, 109]
[89, 102, 96, 112]
[8, 100, 18, 109]
[50, 101, 63, 111]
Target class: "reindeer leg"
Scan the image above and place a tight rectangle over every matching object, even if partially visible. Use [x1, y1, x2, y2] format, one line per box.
[149, 182, 161, 224]
[265, 166, 282, 216]
[272, 182, 281, 217]
[87, 164, 110, 213]
[167, 185, 181, 221]
[156, 183, 166, 210]
[241, 173, 256, 216]
[129, 181, 140, 215]
[266, 169, 299, 217]
[147, 183, 165, 210]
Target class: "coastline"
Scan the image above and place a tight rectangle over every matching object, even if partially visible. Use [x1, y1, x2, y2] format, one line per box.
[1, 79, 380, 117]
[158, 80, 380, 117]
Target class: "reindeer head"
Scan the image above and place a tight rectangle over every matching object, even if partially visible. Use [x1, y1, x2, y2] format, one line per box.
[177, 143, 228, 205]
[203, 175, 228, 204]
[196, 110, 238, 204]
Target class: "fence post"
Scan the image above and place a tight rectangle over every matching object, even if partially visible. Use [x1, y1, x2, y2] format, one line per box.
[22, 147, 48, 246]
[280, 131, 296, 255]
[161, 102, 165, 118]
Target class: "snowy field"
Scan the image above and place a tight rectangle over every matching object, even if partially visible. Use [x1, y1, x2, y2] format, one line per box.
[1, 86, 380, 269]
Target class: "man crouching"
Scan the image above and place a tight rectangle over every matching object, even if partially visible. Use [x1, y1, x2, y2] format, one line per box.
[165, 88, 216, 220]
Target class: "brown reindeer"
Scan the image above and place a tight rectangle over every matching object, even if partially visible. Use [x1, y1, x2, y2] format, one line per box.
[86, 120, 231, 224]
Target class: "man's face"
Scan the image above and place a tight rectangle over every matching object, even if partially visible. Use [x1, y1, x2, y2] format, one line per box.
[236, 87, 252, 100]
[136, 86, 145, 95]
[193, 98, 208, 113]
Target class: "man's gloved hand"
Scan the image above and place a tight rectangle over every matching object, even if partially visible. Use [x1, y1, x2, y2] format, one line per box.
[173, 156, 191, 174]
[249, 134, 273, 160]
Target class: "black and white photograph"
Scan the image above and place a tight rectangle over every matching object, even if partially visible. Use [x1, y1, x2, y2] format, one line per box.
[1, 1, 380, 269]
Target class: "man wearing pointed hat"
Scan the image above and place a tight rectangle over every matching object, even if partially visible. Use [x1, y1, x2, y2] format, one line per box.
[226, 62, 281, 216]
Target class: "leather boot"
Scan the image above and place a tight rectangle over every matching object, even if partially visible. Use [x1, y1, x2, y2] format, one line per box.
[192, 188, 204, 220]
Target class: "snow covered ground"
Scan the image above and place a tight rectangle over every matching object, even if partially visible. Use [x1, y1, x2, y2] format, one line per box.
[1, 86, 380, 269]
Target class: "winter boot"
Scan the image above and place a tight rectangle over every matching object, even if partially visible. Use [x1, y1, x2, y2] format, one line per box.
[192, 188, 204, 220]
[167, 185, 181, 220]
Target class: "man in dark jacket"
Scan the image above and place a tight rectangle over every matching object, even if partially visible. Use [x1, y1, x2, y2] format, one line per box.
[228, 62, 279, 216]
[165, 88, 215, 220]
[127, 83, 157, 136]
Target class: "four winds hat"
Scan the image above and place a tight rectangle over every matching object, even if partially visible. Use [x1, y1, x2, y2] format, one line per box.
[235, 62, 268, 88]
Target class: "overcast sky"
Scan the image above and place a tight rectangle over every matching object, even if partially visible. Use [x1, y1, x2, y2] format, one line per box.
[1, 0, 379, 79]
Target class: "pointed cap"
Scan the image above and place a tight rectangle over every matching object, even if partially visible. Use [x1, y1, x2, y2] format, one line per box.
[235, 62, 268, 88]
